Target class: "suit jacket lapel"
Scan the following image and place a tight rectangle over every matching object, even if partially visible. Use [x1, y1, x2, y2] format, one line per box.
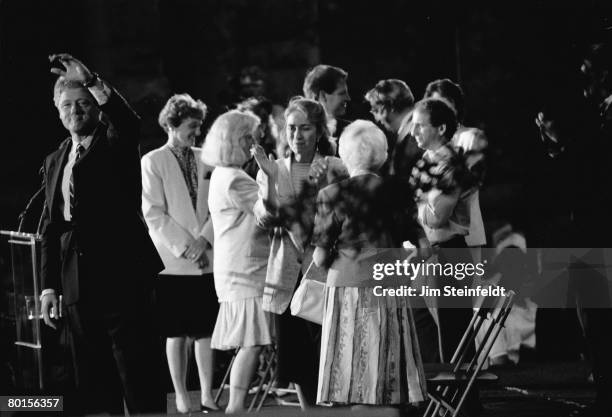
[48, 139, 71, 218]
[73, 121, 104, 169]
[282, 155, 323, 254]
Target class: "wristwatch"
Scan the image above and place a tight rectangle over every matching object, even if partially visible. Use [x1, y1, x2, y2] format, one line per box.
[83, 72, 100, 88]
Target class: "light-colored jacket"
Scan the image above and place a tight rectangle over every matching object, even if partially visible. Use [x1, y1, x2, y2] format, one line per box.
[141, 145, 214, 275]
[208, 166, 270, 302]
[253, 155, 346, 314]
[452, 127, 487, 247]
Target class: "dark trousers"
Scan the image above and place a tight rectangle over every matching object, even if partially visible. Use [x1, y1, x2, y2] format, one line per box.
[412, 308, 440, 363]
[433, 236, 481, 414]
[435, 236, 474, 362]
[66, 293, 165, 415]
[276, 309, 321, 405]
[275, 270, 321, 405]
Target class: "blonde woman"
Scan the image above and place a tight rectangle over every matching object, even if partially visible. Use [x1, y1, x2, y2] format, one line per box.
[202, 110, 273, 413]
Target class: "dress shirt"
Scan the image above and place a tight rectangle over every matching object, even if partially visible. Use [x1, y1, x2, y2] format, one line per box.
[396, 111, 413, 140]
[451, 126, 487, 247]
[61, 136, 92, 220]
[168, 145, 199, 210]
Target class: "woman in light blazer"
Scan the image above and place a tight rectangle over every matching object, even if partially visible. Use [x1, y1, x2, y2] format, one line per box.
[202, 109, 273, 414]
[141, 94, 218, 413]
[252, 97, 347, 407]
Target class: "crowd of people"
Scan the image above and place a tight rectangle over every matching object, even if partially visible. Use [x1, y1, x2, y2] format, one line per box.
[37, 47, 612, 417]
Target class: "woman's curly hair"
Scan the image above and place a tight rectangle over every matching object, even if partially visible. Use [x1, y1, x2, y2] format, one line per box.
[158, 93, 207, 132]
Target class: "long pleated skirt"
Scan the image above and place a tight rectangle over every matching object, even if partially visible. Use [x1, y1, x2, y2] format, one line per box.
[317, 287, 427, 405]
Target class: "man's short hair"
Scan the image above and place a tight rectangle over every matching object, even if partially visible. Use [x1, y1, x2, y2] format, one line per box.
[414, 98, 458, 141]
[158, 94, 208, 133]
[339, 120, 388, 172]
[53, 77, 95, 108]
[424, 78, 465, 122]
[364, 79, 414, 113]
[303, 65, 348, 100]
[201, 110, 259, 167]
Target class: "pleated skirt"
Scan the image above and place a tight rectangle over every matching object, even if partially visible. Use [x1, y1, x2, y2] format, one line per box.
[211, 296, 274, 350]
[317, 287, 427, 405]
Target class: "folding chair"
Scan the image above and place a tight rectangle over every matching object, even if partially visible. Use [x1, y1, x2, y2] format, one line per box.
[248, 344, 306, 411]
[424, 290, 516, 417]
[214, 345, 279, 412]
[214, 348, 239, 405]
[247, 344, 278, 412]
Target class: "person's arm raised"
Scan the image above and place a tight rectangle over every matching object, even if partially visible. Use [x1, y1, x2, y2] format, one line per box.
[49, 53, 140, 145]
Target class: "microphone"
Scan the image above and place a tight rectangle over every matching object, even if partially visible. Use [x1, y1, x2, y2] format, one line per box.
[17, 163, 46, 233]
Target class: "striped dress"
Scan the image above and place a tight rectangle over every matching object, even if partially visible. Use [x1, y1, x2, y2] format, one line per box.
[313, 174, 427, 405]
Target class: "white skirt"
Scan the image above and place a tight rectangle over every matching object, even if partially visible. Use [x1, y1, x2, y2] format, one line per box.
[211, 296, 274, 350]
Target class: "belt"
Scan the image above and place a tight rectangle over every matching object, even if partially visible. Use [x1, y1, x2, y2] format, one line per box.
[55, 220, 77, 234]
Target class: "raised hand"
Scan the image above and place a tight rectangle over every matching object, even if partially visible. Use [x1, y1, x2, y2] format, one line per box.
[251, 144, 277, 178]
[49, 53, 94, 83]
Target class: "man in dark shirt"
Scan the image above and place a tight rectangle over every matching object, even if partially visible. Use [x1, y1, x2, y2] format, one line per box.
[365, 79, 424, 179]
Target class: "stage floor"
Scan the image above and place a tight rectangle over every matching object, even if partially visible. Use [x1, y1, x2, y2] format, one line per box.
[167, 361, 596, 416]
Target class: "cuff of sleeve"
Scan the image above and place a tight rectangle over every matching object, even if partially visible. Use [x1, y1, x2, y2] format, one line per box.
[89, 81, 112, 105]
[199, 220, 214, 245]
[40, 288, 56, 300]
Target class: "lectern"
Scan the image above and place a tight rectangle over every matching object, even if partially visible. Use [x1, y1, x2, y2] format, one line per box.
[1, 230, 58, 390]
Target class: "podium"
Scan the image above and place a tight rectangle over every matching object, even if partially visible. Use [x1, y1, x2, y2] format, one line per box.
[1, 230, 47, 390]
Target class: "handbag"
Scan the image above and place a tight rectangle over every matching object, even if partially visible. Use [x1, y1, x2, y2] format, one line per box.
[289, 260, 326, 324]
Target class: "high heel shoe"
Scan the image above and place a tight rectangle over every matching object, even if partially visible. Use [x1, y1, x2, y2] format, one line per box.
[200, 403, 220, 413]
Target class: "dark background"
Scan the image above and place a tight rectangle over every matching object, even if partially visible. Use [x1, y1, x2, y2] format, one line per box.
[1, 0, 611, 395]
[1, 0, 611, 234]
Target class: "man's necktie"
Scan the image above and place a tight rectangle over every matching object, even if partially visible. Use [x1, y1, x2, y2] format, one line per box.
[69, 144, 85, 219]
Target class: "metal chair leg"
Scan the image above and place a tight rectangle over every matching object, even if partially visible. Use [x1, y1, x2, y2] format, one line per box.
[215, 348, 239, 404]
[248, 345, 277, 412]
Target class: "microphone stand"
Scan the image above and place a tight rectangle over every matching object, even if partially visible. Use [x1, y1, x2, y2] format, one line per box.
[18, 168, 46, 234]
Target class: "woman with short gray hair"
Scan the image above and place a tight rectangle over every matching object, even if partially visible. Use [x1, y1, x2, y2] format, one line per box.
[338, 120, 388, 174]
[313, 120, 428, 408]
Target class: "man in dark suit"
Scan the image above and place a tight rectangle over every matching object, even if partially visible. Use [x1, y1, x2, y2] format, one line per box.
[39, 53, 165, 415]
[303, 64, 352, 140]
[364, 79, 423, 179]
[364, 79, 441, 365]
